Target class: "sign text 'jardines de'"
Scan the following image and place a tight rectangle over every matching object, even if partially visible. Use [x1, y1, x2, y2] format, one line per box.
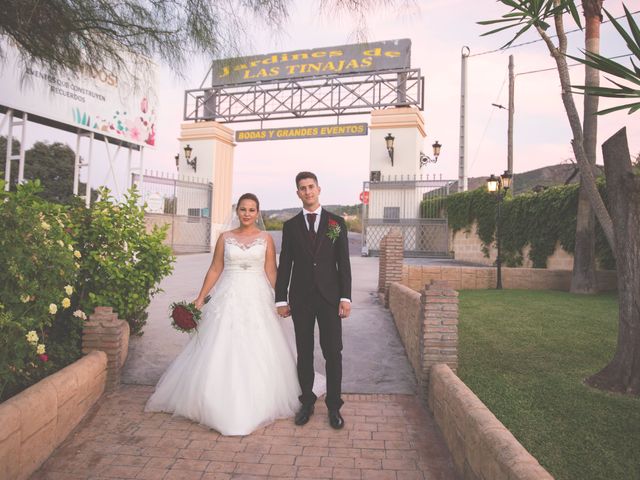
[211, 39, 410, 87]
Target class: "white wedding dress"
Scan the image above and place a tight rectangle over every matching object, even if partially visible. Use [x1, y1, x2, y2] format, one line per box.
[145, 232, 313, 436]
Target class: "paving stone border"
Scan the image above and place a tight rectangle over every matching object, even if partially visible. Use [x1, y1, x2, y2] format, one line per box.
[401, 264, 617, 293]
[388, 281, 458, 395]
[379, 231, 554, 480]
[0, 351, 107, 480]
[428, 364, 553, 480]
[0, 306, 131, 480]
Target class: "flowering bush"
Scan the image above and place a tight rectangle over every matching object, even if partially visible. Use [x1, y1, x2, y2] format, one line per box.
[71, 186, 174, 335]
[0, 181, 80, 400]
[0, 307, 56, 400]
[0, 181, 173, 401]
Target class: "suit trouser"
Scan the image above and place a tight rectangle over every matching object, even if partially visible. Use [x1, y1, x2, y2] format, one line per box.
[291, 290, 344, 410]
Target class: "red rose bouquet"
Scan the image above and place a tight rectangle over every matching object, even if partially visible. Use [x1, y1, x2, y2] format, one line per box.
[169, 296, 210, 333]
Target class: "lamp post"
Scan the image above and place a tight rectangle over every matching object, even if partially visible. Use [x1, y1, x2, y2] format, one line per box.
[384, 133, 395, 166]
[486, 170, 512, 289]
[419, 140, 442, 167]
[175, 144, 197, 172]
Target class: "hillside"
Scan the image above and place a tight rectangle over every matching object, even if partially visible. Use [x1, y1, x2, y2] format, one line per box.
[454, 162, 603, 195]
[262, 204, 360, 221]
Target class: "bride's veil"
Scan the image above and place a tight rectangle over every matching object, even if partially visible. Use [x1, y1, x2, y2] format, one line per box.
[221, 203, 267, 233]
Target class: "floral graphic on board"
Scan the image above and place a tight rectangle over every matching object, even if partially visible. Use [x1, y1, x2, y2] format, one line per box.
[72, 95, 156, 146]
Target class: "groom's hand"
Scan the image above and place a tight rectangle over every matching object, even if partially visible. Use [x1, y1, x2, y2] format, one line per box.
[277, 305, 291, 318]
[339, 301, 351, 319]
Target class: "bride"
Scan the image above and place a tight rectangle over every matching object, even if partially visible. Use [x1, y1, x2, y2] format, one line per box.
[145, 193, 309, 435]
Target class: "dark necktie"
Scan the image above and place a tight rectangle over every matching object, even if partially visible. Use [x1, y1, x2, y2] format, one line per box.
[307, 213, 317, 243]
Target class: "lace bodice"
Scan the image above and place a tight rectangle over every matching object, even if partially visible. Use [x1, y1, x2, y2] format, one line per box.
[223, 232, 267, 273]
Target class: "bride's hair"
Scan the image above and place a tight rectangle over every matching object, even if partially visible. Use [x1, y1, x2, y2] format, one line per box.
[236, 193, 260, 211]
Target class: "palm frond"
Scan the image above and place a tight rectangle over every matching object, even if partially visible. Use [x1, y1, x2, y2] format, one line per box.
[570, 4, 640, 115]
[478, 0, 580, 49]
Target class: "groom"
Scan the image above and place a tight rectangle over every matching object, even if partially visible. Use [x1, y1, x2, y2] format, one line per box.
[276, 171, 352, 429]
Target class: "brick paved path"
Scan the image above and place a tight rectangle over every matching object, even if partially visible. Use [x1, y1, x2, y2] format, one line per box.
[32, 385, 456, 480]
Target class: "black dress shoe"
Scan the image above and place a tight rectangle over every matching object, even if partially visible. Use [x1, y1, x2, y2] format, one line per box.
[328, 409, 344, 429]
[295, 404, 314, 426]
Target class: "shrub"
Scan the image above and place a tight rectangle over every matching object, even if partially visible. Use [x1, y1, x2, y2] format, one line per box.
[0, 181, 81, 401]
[345, 217, 362, 233]
[423, 181, 615, 269]
[264, 218, 284, 231]
[71, 186, 174, 335]
[0, 181, 174, 401]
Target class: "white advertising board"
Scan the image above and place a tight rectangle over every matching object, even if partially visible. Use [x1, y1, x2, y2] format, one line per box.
[0, 39, 158, 148]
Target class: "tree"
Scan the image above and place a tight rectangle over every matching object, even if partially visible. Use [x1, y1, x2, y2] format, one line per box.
[480, 2, 640, 395]
[0, 136, 92, 204]
[0, 0, 289, 86]
[0, 0, 396, 86]
[571, 0, 604, 294]
[570, 5, 640, 395]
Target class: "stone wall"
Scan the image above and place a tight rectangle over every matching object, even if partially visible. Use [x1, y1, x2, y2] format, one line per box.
[0, 306, 131, 480]
[450, 222, 575, 269]
[388, 280, 458, 395]
[388, 283, 423, 378]
[82, 306, 131, 391]
[377, 228, 404, 306]
[429, 364, 553, 480]
[0, 351, 108, 480]
[401, 264, 617, 292]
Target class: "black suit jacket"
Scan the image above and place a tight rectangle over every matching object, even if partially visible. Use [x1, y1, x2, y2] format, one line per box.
[276, 209, 352, 307]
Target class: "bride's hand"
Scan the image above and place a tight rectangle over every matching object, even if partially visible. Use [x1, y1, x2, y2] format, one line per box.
[194, 298, 205, 310]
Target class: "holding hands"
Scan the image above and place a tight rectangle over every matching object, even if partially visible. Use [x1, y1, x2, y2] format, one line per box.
[277, 302, 350, 319]
[339, 300, 351, 319]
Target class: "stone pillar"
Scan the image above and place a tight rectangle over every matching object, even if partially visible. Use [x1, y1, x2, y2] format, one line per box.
[378, 228, 404, 306]
[179, 121, 235, 247]
[421, 280, 458, 387]
[82, 307, 130, 391]
[369, 107, 426, 179]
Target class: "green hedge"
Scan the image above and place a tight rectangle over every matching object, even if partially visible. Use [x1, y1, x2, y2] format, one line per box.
[421, 181, 614, 269]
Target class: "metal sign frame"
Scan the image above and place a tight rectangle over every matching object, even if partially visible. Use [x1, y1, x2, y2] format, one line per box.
[184, 68, 424, 123]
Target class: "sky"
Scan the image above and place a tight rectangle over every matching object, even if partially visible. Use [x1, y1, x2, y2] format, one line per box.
[3, 1, 639, 209]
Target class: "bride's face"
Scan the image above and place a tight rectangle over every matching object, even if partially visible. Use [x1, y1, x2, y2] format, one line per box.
[237, 199, 259, 228]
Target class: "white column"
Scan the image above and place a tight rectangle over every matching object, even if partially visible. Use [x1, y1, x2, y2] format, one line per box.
[178, 121, 235, 248]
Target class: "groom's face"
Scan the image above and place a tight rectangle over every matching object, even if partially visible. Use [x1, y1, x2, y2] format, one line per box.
[296, 178, 321, 210]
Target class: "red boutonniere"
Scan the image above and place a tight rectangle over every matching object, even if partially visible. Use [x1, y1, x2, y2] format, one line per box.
[326, 219, 341, 243]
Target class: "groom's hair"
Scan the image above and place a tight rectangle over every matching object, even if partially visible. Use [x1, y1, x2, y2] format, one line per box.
[237, 193, 260, 210]
[295, 171, 318, 188]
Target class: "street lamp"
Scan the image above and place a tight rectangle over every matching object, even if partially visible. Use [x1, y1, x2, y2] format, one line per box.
[384, 133, 395, 166]
[419, 140, 442, 167]
[486, 170, 512, 289]
[176, 145, 197, 172]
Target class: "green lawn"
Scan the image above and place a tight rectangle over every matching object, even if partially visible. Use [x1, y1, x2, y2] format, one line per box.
[458, 290, 640, 480]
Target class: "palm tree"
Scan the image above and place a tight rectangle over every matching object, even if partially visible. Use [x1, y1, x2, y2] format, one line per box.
[571, 0, 604, 294]
[480, 1, 640, 395]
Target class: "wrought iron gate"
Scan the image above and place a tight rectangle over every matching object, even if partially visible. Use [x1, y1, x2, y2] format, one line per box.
[132, 172, 213, 254]
[361, 177, 454, 257]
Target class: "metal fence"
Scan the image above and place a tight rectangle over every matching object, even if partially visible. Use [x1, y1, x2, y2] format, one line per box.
[132, 171, 213, 254]
[362, 176, 454, 257]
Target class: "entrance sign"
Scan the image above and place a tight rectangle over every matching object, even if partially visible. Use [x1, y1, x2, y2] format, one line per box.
[0, 40, 158, 148]
[235, 123, 368, 142]
[211, 39, 410, 87]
